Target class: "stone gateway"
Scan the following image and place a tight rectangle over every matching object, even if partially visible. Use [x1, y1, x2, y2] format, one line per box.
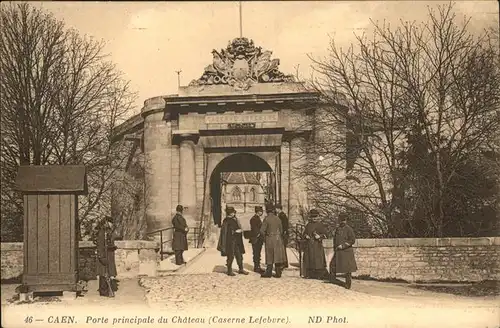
[112, 37, 320, 246]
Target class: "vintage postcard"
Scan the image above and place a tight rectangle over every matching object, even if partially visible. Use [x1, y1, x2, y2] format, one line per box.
[1, 1, 499, 327]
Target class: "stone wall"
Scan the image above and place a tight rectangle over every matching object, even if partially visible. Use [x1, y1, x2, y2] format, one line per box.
[323, 237, 500, 282]
[1, 240, 159, 282]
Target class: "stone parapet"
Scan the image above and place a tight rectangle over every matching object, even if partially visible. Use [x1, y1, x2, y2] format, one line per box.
[321, 237, 500, 282]
[1, 240, 160, 282]
[322, 237, 500, 248]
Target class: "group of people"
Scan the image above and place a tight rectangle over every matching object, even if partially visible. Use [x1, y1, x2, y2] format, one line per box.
[95, 202, 358, 298]
[217, 204, 289, 277]
[302, 210, 358, 289]
[210, 203, 358, 289]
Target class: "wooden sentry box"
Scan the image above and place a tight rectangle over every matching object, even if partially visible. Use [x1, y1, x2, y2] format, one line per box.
[15, 165, 87, 294]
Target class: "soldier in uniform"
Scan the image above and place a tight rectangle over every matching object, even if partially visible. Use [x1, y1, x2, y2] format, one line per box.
[172, 205, 188, 265]
[302, 209, 328, 279]
[249, 206, 265, 273]
[260, 204, 287, 278]
[217, 207, 249, 276]
[275, 204, 289, 268]
[330, 213, 358, 289]
[95, 216, 118, 297]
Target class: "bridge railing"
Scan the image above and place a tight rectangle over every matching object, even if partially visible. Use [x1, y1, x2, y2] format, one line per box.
[146, 226, 202, 261]
[289, 223, 306, 277]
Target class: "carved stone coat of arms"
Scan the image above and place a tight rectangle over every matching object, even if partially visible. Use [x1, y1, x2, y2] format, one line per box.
[189, 37, 295, 91]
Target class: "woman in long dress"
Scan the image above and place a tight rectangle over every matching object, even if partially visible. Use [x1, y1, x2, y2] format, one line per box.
[302, 209, 328, 279]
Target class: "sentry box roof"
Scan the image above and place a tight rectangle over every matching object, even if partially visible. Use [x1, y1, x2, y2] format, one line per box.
[16, 165, 88, 194]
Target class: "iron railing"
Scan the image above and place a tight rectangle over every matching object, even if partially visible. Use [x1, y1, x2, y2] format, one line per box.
[146, 226, 202, 261]
[290, 223, 306, 277]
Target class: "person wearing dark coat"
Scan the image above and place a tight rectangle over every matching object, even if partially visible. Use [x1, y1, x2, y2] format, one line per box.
[302, 209, 328, 280]
[217, 207, 249, 276]
[95, 216, 118, 297]
[249, 206, 265, 273]
[172, 205, 189, 265]
[275, 204, 289, 268]
[260, 204, 287, 278]
[330, 213, 358, 289]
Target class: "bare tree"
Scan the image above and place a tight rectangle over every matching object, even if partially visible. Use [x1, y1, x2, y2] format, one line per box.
[1, 3, 137, 241]
[302, 3, 500, 237]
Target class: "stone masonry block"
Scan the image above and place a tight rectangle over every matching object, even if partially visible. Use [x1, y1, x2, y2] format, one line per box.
[448, 238, 471, 246]
[466, 238, 494, 246]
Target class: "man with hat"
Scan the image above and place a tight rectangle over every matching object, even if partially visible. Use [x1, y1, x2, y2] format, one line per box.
[249, 206, 265, 273]
[217, 206, 248, 276]
[330, 213, 357, 289]
[172, 205, 189, 265]
[275, 204, 289, 268]
[302, 209, 328, 279]
[260, 204, 287, 278]
[94, 215, 118, 297]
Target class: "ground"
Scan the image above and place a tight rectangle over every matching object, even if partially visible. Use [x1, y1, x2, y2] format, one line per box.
[1, 248, 499, 328]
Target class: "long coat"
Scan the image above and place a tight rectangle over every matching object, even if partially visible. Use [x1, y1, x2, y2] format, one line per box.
[172, 213, 188, 251]
[331, 224, 358, 273]
[249, 214, 263, 244]
[302, 220, 327, 270]
[217, 216, 245, 257]
[95, 226, 117, 277]
[260, 213, 287, 265]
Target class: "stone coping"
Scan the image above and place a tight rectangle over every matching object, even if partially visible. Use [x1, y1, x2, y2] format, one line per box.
[322, 237, 500, 248]
[3, 238, 498, 251]
[1, 240, 160, 251]
[177, 82, 310, 98]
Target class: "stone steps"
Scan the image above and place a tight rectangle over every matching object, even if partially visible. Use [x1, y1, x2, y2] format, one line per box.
[156, 248, 207, 276]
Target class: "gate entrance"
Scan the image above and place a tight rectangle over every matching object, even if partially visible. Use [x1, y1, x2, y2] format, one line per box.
[209, 153, 274, 228]
[112, 36, 319, 244]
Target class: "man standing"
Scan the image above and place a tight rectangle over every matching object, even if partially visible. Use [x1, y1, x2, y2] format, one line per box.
[95, 216, 118, 297]
[330, 213, 357, 289]
[302, 209, 328, 280]
[217, 207, 249, 276]
[249, 206, 265, 273]
[275, 204, 289, 268]
[172, 205, 189, 265]
[260, 204, 287, 278]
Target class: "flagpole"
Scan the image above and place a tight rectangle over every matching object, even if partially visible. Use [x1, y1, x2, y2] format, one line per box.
[239, 1, 243, 37]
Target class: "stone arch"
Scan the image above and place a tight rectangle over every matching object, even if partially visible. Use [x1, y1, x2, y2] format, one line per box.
[209, 153, 273, 226]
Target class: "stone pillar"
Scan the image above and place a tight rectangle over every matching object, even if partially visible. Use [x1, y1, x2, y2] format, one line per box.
[179, 135, 197, 227]
[142, 97, 173, 235]
[289, 136, 308, 224]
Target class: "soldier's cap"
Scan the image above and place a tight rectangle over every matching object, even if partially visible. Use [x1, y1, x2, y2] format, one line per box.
[275, 203, 283, 210]
[255, 206, 263, 212]
[309, 209, 320, 217]
[176, 205, 184, 212]
[225, 206, 236, 214]
[265, 204, 275, 213]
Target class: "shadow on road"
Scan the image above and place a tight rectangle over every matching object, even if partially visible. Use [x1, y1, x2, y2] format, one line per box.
[408, 280, 500, 297]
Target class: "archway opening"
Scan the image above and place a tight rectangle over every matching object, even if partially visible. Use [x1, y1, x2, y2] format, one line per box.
[209, 153, 274, 229]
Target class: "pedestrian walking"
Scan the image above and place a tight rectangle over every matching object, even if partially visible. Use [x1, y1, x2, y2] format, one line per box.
[276, 204, 289, 268]
[95, 216, 118, 297]
[172, 205, 188, 265]
[249, 206, 265, 273]
[302, 209, 328, 280]
[260, 204, 287, 278]
[329, 213, 357, 289]
[217, 207, 249, 276]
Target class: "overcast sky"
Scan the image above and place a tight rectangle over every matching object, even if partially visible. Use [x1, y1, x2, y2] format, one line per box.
[29, 1, 499, 115]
